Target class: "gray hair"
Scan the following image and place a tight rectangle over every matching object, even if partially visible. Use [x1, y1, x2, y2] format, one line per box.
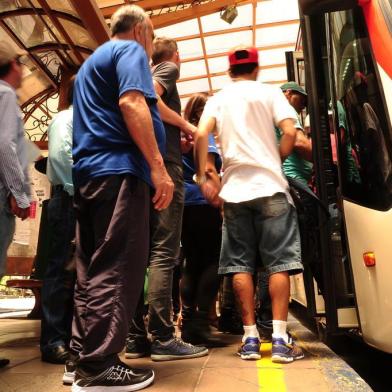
[110, 5, 149, 36]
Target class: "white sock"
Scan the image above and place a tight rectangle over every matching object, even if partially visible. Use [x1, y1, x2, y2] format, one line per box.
[272, 320, 288, 342]
[242, 324, 260, 342]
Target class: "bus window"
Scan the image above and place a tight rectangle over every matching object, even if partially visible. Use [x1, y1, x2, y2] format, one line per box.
[329, 7, 392, 210]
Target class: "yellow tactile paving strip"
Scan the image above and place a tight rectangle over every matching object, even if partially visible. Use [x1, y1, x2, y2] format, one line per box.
[257, 343, 286, 392]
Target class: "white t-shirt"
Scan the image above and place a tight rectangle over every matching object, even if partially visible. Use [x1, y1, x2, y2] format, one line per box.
[201, 80, 297, 203]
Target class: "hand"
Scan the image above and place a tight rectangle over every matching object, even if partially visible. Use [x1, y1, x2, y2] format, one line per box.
[9, 195, 30, 220]
[181, 121, 197, 138]
[200, 176, 222, 209]
[180, 135, 194, 154]
[150, 165, 174, 211]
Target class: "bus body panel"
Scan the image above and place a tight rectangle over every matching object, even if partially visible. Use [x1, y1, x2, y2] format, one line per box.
[377, 64, 392, 128]
[343, 199, 392, 353]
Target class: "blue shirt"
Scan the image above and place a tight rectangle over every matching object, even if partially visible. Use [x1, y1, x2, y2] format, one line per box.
[46, 106, 74, 196]
[182, 134, 222, 206]
[0, 80, 30, 208]
[72, 40, 165, 187]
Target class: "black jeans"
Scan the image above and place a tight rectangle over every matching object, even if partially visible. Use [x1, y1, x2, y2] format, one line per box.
[70, 175, 150, 370]
[180, 204, 222, 313]
[40, 188, 76, 353]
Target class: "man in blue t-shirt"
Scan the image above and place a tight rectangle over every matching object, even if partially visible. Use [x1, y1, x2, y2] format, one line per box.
[69, 5, 173, 391]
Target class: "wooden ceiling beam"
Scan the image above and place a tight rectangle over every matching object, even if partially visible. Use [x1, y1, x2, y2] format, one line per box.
[178, 63, 287, 83]
[174, 19, 298, 42]
[180, 42, 297, 63]
[100, 0, 195, 18]
[35, 0, 84, 63]
[179, 79, 288, 99]
[197, 16, 213, 94]
[69, 0, 110, 45]
[138, 0, 195, 10]
[152, 0, 250, 29]
[252, 0, 257, 46]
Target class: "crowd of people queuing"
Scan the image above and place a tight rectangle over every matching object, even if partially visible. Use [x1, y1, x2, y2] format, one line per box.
[0, 3, 315, 391]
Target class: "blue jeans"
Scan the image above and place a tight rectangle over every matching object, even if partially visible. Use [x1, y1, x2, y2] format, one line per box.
[40, 188, 76, 353]
[0, 187, 15, 278]
[219, 193, 303, 275]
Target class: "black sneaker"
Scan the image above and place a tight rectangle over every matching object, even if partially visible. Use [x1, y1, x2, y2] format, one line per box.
[125, 337, 150, 359]
[151, 337, 208, 362]
[63, 358, 77, 385]
[71, 362, 154, 392]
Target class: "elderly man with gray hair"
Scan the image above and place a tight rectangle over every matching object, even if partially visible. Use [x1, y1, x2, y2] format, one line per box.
[68, 5, 173, 392]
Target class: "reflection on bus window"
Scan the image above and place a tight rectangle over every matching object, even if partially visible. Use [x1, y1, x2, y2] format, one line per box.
[329, 7, 392, 210]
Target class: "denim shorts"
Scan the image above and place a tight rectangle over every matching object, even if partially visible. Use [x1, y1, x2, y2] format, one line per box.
[218, 192, 303, 276]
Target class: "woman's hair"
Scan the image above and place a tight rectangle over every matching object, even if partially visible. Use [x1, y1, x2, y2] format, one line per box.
[184, 92, 208, 126]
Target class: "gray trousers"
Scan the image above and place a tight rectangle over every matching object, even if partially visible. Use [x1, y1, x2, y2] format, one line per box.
[129, 162, 184, 341]
[70, 175, 150, 369]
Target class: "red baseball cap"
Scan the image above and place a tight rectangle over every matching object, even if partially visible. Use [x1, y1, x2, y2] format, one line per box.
[228, 47, 259, 66]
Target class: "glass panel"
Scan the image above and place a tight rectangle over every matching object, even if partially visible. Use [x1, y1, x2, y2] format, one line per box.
[201, 4, 252, 33]
[256, 24, 299, 47]
[156, 19, 199, 39]
[207, 56, 229, 74]
[180, 60, 206, 79]
[56, 18, 95, 49]
[0, 0, 35, 12]
[177, 38, 203, 60]
[259, 47, 292, 67]
[211, 74, 231, 90]
[4, 14, 65, 47]
[46, 0, 78, 17]
[256, 0, 299, 24]
[177, 78, 210, 96]
[330, 7, 392, 210]
[204, 31, 253, 55]
[257, 66, 287, 83]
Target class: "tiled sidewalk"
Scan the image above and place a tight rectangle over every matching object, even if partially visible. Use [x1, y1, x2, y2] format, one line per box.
[0, 316, 372, 392]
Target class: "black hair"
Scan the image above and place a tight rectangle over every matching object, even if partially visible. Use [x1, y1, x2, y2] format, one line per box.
[0, 62, 12, 78]
[229, 62, 258, 77]
[66, 75, 76, 106]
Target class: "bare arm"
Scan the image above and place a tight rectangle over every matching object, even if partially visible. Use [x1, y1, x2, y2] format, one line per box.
[200, 153, 222, 208]
[194, 116, 216, 179]
[119, 90, 173, 210]
[154, 80, 196, 137]
[278, 118, 297, 161]
[294, 130, 313, 161]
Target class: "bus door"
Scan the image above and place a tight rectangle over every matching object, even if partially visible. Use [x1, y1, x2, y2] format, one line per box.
[285, 50, 327, 318]
[300, 0, 392, 353]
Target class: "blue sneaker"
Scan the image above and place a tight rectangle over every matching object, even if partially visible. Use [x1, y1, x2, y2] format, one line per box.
[237, 337, 261, 360]
[151, 338, 208, 361]
[271, 334, 304, 363]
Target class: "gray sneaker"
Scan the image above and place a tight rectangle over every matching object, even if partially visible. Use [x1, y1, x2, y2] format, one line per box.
[150, 338, 208, 362]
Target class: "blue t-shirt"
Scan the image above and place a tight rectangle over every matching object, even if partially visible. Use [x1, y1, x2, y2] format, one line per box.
[182, 134, 222, 206]
[72, 40, 165, 187]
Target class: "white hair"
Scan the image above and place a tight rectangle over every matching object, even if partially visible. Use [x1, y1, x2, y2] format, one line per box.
[110, 5, 149, 36]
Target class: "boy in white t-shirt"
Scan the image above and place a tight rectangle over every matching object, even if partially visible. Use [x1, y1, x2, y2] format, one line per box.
[194, 47, 304, 363]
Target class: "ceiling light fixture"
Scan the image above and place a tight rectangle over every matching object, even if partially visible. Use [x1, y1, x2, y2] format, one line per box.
[220, 5, 238, 24]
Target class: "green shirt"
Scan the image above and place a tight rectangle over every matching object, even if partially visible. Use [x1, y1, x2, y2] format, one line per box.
[336, 101, 361, 184]
[276, 115, 313, 185]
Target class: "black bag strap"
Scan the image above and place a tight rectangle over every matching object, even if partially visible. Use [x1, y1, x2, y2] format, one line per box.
[287, 177, 330, 218]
